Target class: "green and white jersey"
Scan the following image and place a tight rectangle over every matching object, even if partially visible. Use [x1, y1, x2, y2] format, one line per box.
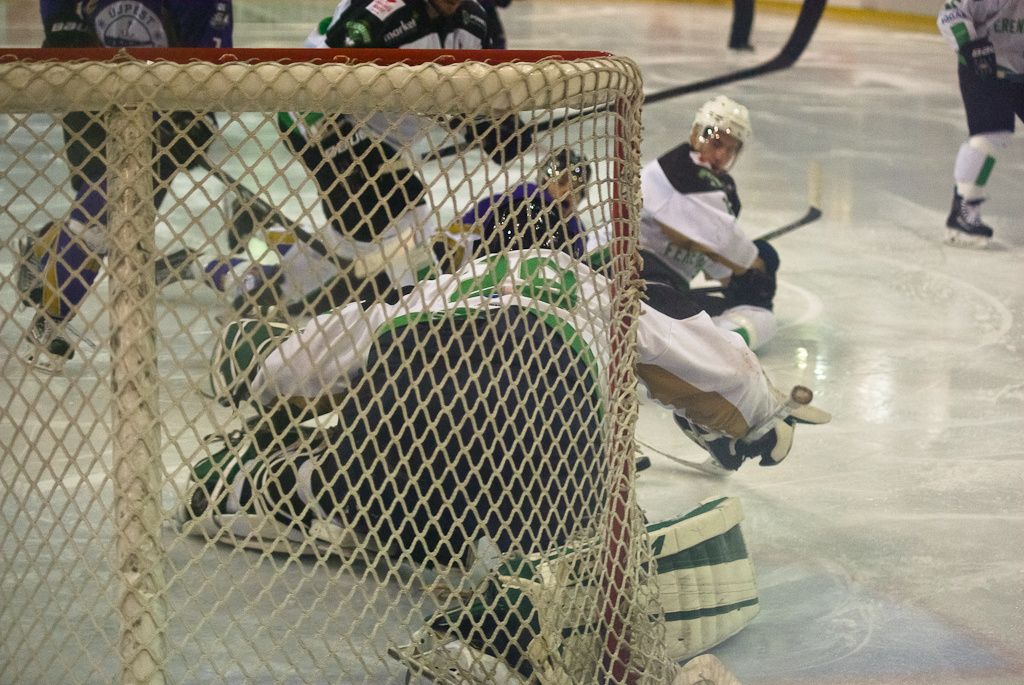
[252, 248, 781, 438]
[939, 0, 1024, 76]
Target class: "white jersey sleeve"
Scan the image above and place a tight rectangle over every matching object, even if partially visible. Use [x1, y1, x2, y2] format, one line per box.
[938, 0, 1024, 75]
[640, 159, 757, 281]
[251, 249, 781, 437]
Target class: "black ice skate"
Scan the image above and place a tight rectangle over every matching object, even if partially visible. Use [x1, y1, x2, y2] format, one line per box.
[23, 313, 75, 373]
[945, 190, 993, 249]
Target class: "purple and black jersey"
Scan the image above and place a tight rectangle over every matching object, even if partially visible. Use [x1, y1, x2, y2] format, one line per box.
[40, 0, 233, 49]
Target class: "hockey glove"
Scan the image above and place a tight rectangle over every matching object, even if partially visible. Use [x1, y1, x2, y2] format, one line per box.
[961, 37, 997, 78]
[42, 11, 101, 48]
[463, 115, 534, 165]
[723, 267, 776, 310]
[723, 239, 779, 310]
[674, 403, 831, 471]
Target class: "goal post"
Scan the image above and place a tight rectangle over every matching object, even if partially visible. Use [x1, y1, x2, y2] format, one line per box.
[0, 48, 665, 684]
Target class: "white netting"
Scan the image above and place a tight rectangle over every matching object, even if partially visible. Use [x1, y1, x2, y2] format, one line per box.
[0, 49, 666, 684]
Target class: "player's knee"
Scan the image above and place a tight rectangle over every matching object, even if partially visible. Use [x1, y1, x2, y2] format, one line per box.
[968, 131, 1012, 156]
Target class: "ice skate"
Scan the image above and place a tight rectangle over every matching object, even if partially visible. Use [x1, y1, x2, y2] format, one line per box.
[22, 313, 75, 374]
[945, 190, 992, 248]
[178, 431, 375, 558]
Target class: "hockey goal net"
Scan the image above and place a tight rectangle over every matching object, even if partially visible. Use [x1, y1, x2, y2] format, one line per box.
[0, 48, 666, 684]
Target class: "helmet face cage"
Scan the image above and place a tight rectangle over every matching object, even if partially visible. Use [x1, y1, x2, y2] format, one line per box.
[538, 149, 591, 205]
[691, 96, 750, 171]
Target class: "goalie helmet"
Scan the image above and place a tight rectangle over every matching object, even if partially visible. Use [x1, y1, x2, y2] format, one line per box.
[478, 188, 582, 258]
[538, 148, 591, 207]
[691, 95, 751, 171]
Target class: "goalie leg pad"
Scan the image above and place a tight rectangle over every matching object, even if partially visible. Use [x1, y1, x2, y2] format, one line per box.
[178, 424, 379, 558]
[647, 497, 760, 661]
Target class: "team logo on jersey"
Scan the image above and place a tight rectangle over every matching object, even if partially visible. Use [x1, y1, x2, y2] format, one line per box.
[93, 1, 168, 48]
[367, 0, 405, 21]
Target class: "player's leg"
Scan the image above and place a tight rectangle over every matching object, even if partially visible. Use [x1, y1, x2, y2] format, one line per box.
[712, 304, 777, 350]
[644, 283, 777, 350]
[946, 64, 1015, 247]
[21, 187, 108, 371]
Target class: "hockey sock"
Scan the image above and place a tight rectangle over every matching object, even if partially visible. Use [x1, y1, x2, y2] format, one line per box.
[954, 132, 1011, 200]
[40, 220, 104, 319]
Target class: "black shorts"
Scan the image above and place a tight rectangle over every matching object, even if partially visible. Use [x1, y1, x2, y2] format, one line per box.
[281, 116, 425, 242]
[959, 63, 1024, 136]
[316, 306, 604, 567]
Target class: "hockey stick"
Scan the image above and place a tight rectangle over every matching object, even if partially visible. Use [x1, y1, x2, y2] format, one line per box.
[524, 0, 828, 139]
[425, 0, 827, 162]
[685, 205, 821, 295]
[688, 159, 823, 294]
[643, 0, 827, 105]
[637, 439, 734, 476]
[754, 158, 823, 241]
[638, 385, 813, 476]
[755, 204, 822, 241]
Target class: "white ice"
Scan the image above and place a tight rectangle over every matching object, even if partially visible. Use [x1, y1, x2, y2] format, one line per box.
[1, 1, 1022, 684]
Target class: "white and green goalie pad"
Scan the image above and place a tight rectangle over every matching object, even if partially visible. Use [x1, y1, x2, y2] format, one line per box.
[391, 497, 758, 683]
[648, 496, 759, 661]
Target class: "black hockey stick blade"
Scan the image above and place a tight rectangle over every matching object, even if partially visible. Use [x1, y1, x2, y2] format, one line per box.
[757, 205, 822, 241]
[527, 0, 827, 139]
[644, 0, 827, 105]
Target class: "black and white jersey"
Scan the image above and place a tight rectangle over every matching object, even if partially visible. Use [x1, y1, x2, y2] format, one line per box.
[308, 0, 489, 50]
[639, 143, 757, 283]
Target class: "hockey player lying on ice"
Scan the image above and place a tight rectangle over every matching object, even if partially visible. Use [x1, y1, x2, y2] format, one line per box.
[639, 95, 780, 351]
[180, 193, 830, 569]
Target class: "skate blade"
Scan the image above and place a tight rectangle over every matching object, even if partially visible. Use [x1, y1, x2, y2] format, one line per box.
[21, 348, 70, 374]
[944, 229, 990, 249]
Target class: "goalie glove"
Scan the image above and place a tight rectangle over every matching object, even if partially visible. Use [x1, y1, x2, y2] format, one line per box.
[961, 37, 997, 78]
[674, 402, 831, 471]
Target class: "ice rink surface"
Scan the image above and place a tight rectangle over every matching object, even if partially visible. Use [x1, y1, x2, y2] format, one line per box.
[2, 1, 1024, 683]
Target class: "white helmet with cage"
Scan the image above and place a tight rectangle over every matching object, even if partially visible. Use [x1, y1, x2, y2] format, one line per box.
[690, 95, 751, 172]
[692, 95, 752, 145]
